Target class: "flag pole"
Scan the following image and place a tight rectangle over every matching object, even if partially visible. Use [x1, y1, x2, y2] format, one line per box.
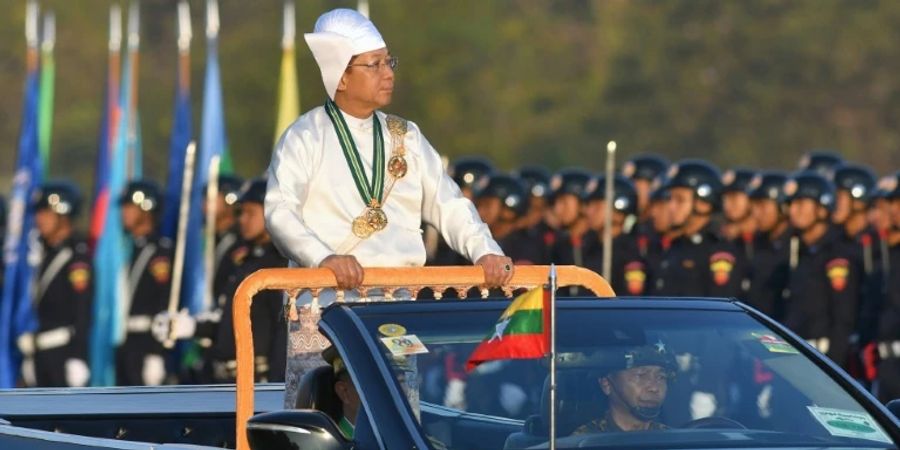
[357, 0, 370, 19]
[165, 141, 197, 348]
[203, 155, 221, 312]
[602, 141, 616, 281]
[549, 264, 558, 450]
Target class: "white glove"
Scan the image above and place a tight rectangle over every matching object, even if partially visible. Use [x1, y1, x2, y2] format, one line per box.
[142, 354, 166, 386]
[16, 333, 35, 357]
[21, 357, 36, 387]
[151, 309, 196, 344]
[65, 358, 90, 387]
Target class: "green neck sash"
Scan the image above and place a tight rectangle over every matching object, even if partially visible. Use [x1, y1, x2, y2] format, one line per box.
[338, 416, 355, 439]
[324, 99, 385, 207]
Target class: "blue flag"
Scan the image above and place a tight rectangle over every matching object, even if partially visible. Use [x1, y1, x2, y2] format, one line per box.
[161, 58, 193, 240]
[182, 35, 228, 314]
[0, 63, 42, 388]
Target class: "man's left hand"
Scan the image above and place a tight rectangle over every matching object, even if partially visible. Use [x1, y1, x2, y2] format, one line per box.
[476, 254, 514, 288]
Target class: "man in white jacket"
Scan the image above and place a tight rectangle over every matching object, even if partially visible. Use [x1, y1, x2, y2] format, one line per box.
[265, 8, 512, 289]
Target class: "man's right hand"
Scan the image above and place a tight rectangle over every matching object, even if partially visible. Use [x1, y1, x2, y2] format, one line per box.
[320, 255, 364, 290]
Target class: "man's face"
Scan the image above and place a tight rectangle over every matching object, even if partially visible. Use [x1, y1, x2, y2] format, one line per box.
[869, 198, 890, 232]
[120, 203, 143, 233]
[476, 197, 502, 227]
[832, 190, 851, 225]
[601, 365, 669, 421]
[633, 179, 651, 216]
[788, 198, 823, 231]
[238, 202, 266, 242]
[649, 200, 670, 234]
[338, 48, 395, 111]
[334, 373, 360, 422]
[723, 191, 750, 223]
[552, 194, 581, 228]
[666, 188, 694, 229]
[751, 199, 781, 233]
[34, 209, 63, 241]
[892, 198, 900, 228]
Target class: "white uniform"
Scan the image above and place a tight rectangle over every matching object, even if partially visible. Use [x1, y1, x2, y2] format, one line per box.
[265, 105, 502, 268]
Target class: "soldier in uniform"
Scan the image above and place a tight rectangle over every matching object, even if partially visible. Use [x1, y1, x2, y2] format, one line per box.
[17, 182, 91, 387]
[782, 172, 860, 369]
[474, 174, 544, 265]
[581, 174, 648, 296]
[207, 174, 244, 293]
[746, 172, 790, 320]
[652, 160, 747, 298]
[116, 180, 173, 386]
[572, 343, 676, 434]
[516, 165, 556, 263]
[429, 158, 497, 266]
[547, 169, 592, 264]
[155, 178, 288, 383]
[621, 154, 669, 221]
[720, 168, 757, 258]
[875, 172, 900, 402]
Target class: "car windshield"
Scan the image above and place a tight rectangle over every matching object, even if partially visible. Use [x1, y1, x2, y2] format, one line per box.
[355, 300, 896, 450]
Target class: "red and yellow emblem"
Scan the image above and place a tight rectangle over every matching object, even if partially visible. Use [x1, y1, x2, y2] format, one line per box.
[826, 258, 850, 292]
[231, 246, 249, 265]
[710, 251, 736, 286]
[149, 256, 171, 284]
[623, 261, 646, 295]
[68, 262, 90, 293]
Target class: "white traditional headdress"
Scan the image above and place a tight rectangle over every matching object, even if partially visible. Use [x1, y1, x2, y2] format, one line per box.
[304, 9, 386, 100]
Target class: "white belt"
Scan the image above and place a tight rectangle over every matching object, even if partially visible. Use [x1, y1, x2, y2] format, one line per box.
[878, 341, 900, 359]
[806, 337, 830, 354]
[127, 315, 153, 333]
[35, 327, 73, 351]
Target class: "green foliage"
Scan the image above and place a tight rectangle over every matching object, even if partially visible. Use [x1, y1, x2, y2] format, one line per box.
[1, 0, 898, 203]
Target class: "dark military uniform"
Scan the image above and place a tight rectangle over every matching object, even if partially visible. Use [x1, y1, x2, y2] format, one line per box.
[747, 230, 791, 320]
[653, 224, 747, 299]
[29, 237, 93, 387]
[783, 227, 860, 368]
[497, 226, 547, 265]
[116, 235, 173, 385]
[209, 241, 287, 383]
[581, 231, 648, 296]
[573, 412, 668, 434]
[875, 241, 900, 402]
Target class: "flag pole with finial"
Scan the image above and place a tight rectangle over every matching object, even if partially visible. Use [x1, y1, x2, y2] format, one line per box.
[549, 263, 558, 450]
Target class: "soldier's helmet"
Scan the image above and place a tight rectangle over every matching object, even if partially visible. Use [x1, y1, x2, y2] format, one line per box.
[664, 159, 723, 207]
[549, 168, 593, 202]
[238, 178, 268, 205]
[212, 174, 245, 207]
[448, 157, 494, 191]
[119, 179, 163, 214]
[474, 174, 529, 217]
[515, 165, 552, 199]
[887, 172, 900, 200]
[583, 174, 638, 216]
[34, 181, 82, 217]
[721, 168, 757, 194]
[798, 150, 843, 179]
[748, 171, 788, 203]
[832, 163, 877, 205]
[622, 154, 670, 182]
[783, 171, 837, 212]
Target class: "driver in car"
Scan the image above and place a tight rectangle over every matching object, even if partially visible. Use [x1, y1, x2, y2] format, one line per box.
[574, 342, 676, 433]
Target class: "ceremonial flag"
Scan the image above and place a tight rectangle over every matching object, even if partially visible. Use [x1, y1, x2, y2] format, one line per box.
[161, 1, 194, 240]
[181, 0, 230, 314]
[465, 287, 550, 372]
[37, 12, 55, 173]
[90, 2, 140, 385]
[89, 4, 121, 249]
[274, 0, 299, 144]
[0, 1, 42, 388]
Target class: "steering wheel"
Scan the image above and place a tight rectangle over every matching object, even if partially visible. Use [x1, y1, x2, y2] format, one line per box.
[679, 416, 747, 430]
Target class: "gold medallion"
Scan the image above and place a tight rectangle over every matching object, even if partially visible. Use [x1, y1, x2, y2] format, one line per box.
[352, 215, 374, 239]
[366, 206, 388, 231]
[388, 154, 408, 179]
[386, 115, 408, 137]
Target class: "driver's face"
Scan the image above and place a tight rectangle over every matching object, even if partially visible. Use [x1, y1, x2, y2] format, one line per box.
[602, 365, 668, 416]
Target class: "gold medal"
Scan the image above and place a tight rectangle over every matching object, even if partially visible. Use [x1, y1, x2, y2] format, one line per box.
[388, 154, 408, 179]
[352, 215, 374, 239]
[366, 206, 388, 231]
[386, 115, 408, 136]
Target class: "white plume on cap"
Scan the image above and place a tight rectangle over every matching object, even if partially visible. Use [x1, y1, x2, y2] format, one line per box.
[304, 8, 386, 100]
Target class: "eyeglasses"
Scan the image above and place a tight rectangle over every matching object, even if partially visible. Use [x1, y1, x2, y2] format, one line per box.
[347, 56, 399, 72]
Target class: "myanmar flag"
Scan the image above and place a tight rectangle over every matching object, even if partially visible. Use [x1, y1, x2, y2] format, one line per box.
[465, 287, 550, 372]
